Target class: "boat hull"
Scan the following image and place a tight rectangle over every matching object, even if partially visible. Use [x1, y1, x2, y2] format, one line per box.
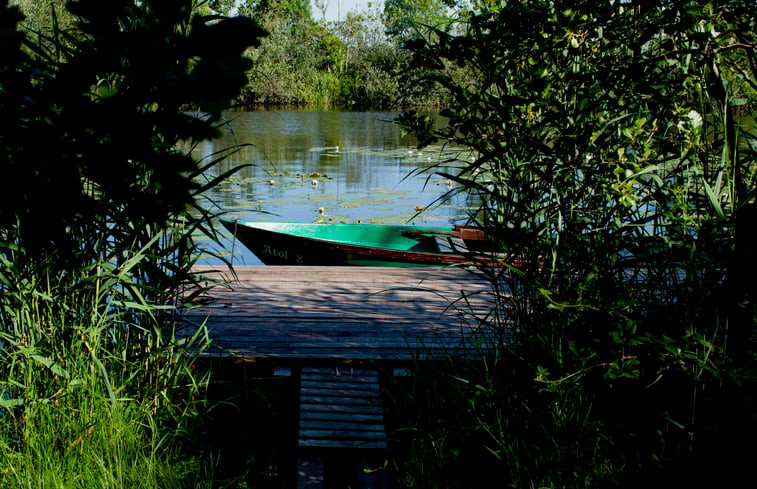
[221, 220, 485, 267]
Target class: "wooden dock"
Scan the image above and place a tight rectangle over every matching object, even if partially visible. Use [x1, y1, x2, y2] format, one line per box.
[179, 266, 498, 362]
[179, 265, 500, 489]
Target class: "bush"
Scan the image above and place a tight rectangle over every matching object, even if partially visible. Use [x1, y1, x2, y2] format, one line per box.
[397, 2, 757, 487]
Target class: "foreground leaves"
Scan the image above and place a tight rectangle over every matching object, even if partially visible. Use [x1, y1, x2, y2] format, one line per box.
[396, 2, 757, 487]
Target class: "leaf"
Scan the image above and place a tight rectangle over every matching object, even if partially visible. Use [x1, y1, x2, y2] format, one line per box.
[664, 415, 686, 430]
[702, 178, 725, 219]
[685, 110, 701, 129]
[31, 354, 70, 379]
[0, 396, 24, 409]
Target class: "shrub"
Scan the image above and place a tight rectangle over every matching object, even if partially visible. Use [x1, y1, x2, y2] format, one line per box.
[397, 2, 757, 486]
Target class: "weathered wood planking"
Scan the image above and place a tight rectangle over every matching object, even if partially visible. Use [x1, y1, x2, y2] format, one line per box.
[298, 367, 386, 449]
[179, 266, 501, 361]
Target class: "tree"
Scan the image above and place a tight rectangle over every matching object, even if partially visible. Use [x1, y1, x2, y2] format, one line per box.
[398, 1, 757, 486]
[383, 0, 456, 39]
[239, 0, 313, 21]
[10, 0, 74, 31]
[313, 0, 330, 22]
[239, 0, 324, 105]
[318, 31, 346, 71]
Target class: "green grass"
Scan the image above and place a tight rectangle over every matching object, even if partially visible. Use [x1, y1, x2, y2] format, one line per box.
[0, 242, 215, 489]
[1, 394, 212, 489]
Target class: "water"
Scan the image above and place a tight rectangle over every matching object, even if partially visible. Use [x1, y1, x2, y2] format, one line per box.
[192, 110, 477, 264]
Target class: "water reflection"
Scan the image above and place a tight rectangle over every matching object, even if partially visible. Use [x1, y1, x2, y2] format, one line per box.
[194, 110, 477, 264]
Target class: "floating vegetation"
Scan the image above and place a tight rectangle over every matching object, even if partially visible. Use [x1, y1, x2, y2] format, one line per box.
[307, 146, 341, 153]
[305, 144, 470, 164]
[197, 119, 479, 265]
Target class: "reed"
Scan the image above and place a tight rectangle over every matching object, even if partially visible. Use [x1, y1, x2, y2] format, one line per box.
[1, 1, 264, 486]
[393, 2, 757, 487]
[0, 234, 214, 488]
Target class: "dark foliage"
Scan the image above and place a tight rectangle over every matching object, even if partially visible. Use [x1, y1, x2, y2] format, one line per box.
[0, 2, 265, 482]
[395, 2, 757, 487]
[0, 0, 265, 269]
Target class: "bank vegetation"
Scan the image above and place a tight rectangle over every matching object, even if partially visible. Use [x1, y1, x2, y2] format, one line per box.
[2, 1, 756, 488]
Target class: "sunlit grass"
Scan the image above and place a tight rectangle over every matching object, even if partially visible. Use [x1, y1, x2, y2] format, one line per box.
[1, 395, 212, 489]
[0, 239, 215, 489]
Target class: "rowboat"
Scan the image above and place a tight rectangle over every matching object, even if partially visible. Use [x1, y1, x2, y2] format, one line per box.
[220, 219, 499, 267]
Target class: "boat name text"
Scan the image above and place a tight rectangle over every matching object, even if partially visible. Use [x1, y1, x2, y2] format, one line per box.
[262, 244, 304, 264]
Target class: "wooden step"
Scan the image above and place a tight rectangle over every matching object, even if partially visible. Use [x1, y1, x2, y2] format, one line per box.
[298, 367, 386, 449]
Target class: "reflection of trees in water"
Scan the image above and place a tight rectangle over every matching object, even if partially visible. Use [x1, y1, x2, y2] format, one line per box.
[192, 111, 474, 223]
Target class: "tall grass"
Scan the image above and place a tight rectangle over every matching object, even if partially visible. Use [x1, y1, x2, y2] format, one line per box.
[0, 233, 213, 488]
[0, 1, 267, 485]
[1, 394, 211, 489]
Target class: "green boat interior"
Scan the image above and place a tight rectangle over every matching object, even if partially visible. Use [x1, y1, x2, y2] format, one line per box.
[232, 221, 456, 252]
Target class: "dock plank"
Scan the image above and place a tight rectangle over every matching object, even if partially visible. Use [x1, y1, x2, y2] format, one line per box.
[298, 421, 384, 432]
[299, 403, 382, 415]
[299, 411, 384, 423]
[180, 266, 503, 361]
[299, 439, 386, 449]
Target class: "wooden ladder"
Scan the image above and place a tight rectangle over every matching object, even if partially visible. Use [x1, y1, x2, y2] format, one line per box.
[297, 366, 387, 489]
[298, 366, 386, 449]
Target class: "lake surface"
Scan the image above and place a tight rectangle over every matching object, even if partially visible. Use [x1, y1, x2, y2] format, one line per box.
[193, 110, 476, 265]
